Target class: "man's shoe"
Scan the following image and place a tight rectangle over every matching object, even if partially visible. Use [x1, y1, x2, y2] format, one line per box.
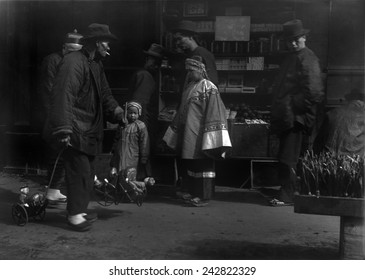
[185, 197, 208, 207]
[83, 213, 98, 223]
[67, 220, 92, 232]
[46, 189, 67, 203]
[66, 213, 98, 223]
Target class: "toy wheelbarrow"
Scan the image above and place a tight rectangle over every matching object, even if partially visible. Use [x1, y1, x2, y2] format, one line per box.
[11, 186, 49, 226]
[11, 148, 63, 226]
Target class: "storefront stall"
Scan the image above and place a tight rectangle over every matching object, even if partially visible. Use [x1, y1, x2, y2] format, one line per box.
[0, 0, 364, 187]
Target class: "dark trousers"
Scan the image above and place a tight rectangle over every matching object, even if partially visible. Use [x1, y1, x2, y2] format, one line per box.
[278, 127, 304, 194]
[46, 145, 65, 191]
[63, 147, 95, 216]
[278, 128, 303, 168]
[182, 158, 215, 200]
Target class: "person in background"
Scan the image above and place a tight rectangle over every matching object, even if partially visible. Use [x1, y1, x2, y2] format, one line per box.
[314, 89, 365, 157]
[170, 20, 219, 87]
[40, 29, 83, 203]
[48, 23, 124, 231]
[163, 56, 231, 207]
[270, 19, 324, 205]
[128, 43, 164, 146]
[110, 101, 150, 181]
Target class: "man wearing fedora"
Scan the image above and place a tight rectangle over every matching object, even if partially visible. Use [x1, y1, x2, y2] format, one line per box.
[48, 23, 124, 231]
[270, 19, 324, 205]
[170, 20, 219, 87]
[40, 29, 83, 204]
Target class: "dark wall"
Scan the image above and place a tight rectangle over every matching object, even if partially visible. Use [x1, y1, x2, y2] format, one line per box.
[0, 1, 13, 126]
[0, 0, 160, 130]
[1, 0, 364, 129]
[326, 0, 365, 103]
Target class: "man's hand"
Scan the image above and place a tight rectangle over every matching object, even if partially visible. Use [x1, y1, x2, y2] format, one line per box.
[114, 106, 125, 123]
[58, 135, 71, 148]
[110, 167, 118, 177]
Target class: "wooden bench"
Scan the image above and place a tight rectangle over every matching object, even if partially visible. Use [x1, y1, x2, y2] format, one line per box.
[294, 195, 364, 259]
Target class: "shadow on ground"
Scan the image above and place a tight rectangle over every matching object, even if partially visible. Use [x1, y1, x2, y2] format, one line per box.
[147, 185, 274, 206]
[175, 238, 339, 260]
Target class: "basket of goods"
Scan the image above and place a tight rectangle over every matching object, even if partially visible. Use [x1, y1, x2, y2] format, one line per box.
[226, 103, 272, 157]
[229, 103, 270, 124]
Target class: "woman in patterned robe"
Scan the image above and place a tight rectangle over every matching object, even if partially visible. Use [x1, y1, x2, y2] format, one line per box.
[163, 56, 231, 206]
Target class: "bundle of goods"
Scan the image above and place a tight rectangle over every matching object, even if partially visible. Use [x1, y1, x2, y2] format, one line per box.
[298, 150, 364, 198]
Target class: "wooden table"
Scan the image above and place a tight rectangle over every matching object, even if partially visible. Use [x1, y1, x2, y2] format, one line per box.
[294, 195, 364, 259]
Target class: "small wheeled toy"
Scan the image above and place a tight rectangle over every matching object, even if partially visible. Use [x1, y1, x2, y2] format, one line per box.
[11, 185, 49, 226]
[94, 167, 155, 207]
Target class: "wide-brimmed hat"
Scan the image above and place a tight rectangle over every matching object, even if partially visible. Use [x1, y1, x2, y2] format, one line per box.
[63, 29, 83, 50]
[143, 43, 164, 58]
[282, 19, 309, 39]
[82, 23, 117, 41]
[170, 20, 197, 35]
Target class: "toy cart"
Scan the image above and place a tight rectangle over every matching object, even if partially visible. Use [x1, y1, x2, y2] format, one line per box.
[11, 186, 49, 226]
[11, 148, 63, 226]
[94, 167, 154, 207]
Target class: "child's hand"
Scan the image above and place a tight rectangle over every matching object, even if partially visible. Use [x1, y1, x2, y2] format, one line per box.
[110, 167, 118, 177]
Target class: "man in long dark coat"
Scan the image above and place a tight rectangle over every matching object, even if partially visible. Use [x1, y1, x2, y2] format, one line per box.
[270, 19, 324, 204]
[48, 23, 124, 231]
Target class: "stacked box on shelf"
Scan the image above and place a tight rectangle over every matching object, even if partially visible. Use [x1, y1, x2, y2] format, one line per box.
[247, 57, 264, 70]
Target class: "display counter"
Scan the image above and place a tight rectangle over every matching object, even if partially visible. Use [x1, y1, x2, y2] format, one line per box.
[227, 120, 278, 158]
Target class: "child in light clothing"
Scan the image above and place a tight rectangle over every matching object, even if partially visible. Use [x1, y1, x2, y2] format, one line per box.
[110, 101, 151, 180]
